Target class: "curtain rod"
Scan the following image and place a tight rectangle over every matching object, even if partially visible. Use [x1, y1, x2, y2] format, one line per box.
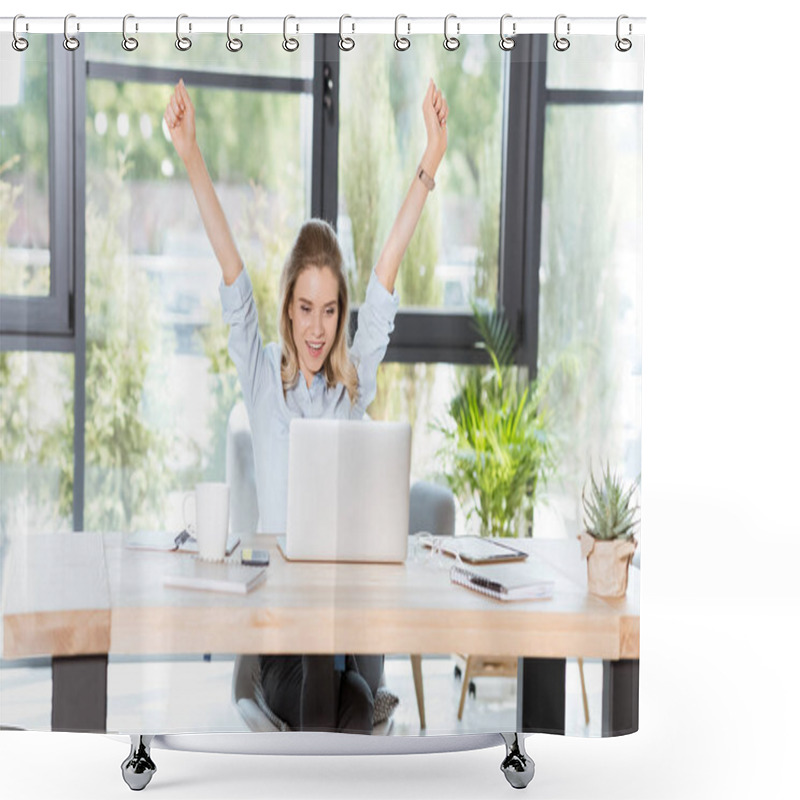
[1, 16, 646, 37]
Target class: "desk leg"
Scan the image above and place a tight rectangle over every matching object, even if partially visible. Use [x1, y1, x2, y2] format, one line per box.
[601, 659, 639, 736]
[410, 654, 426, 730]
[52, 655, 108, 733]
[517, 658, 566, 734]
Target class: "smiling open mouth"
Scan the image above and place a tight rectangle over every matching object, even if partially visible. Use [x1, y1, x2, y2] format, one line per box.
[306, 342, 324, 358]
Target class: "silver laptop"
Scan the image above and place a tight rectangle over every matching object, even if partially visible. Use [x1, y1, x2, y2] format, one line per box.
[278, 419, 412, 563]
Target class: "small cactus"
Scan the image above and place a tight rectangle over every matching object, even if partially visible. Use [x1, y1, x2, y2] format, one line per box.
[582, 463, 639, 542]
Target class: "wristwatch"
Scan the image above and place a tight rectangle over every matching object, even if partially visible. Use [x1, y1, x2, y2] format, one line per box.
[417, 167, 436, 192]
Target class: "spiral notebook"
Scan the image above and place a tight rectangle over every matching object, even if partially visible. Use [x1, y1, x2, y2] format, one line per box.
[450, 562, 555, 601]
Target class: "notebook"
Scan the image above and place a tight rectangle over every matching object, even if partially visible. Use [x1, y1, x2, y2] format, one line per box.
[125, 529, 241, 557]
[278, 419, 412, 563]
[163, 558, 266, 594]
[450, 562, 555, 601]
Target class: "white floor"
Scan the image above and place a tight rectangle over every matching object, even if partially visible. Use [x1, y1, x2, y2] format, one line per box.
[0, 654, 602, 737]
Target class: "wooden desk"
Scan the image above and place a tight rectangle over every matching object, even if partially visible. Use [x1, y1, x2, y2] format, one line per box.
[3, 533, 639, 735]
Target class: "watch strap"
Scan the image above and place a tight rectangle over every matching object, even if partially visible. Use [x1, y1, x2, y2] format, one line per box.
[417, 167, 436, 191]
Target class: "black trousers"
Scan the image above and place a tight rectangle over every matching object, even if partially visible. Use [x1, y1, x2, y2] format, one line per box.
[258, 654, 384, 733]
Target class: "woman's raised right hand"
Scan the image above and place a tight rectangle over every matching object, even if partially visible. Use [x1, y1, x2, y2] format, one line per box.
[163, 79, 196, 162]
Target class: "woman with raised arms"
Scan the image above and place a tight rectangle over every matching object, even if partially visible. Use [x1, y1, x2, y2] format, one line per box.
[164, 77, 448, 733]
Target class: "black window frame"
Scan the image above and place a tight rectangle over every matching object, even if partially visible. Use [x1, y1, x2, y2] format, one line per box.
[1, 38, 76, 344]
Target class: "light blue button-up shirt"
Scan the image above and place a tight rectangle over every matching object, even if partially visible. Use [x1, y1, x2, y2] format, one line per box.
[220, 267, 399, 533]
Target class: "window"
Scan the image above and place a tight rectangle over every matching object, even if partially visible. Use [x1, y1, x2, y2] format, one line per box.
[1, 37, 76, 544]
[0, 33, 642, 542]
[0, 42, 49, 297]
[536, 37, 644, 537]
[1, 37, 72, 339]
[545, 34, 644, 91]
[337, 35, 508, 365]
[0, 350, 74, 535]
[78, 35, 315, 531]
[337, 35, 505, 313]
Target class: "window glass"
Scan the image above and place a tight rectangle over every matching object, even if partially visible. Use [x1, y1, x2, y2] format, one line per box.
[337, 35, 506, 311]
[538, 103, 643, 537]
[85, 33, 314, 80]
[546, 35, 644, 91]
[83, 77, 312, 532]
[0, 351, 74, 540]
[0, 38, 50, 298]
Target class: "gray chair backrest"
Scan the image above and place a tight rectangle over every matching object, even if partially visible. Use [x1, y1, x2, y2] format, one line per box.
[226, 402, 259, 535]
[408, 481, 455, 537]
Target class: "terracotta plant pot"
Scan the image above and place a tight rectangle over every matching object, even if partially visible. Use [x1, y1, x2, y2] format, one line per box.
[578, 533, 637, 598]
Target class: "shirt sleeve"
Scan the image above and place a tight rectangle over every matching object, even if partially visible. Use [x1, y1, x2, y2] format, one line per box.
[350, 269, 400, 411]
[219, 268, 271, 410]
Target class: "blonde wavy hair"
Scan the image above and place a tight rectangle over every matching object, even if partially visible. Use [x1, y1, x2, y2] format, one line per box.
[279, 219, 359, 404]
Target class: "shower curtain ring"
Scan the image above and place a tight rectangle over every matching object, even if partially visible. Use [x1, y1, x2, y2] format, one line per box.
[394, 15, 411, 51]
[499, 14, 515, 51]
[122, 14, 139, 51]
[339, 15, 355, 51]
[615, 15, 633, 52]
[226, 15, 243, 52]
[175, 14, 192, 51]
[443, 14, 460, 51]
[553, 14, 570, 51]
[283, 15, 299, 52]
[12, 15, 29, 52]
[63, 14, 80, 51]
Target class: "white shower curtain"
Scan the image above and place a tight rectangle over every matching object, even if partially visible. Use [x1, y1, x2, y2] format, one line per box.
[0, 15, 643, 747]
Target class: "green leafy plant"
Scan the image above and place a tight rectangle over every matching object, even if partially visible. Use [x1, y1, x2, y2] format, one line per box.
[43, 150, 178, 531]
[581, 463, 640, 542]
[437, 305, 556, 538]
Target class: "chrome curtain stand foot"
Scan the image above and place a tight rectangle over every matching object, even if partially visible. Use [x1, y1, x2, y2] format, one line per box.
[121, 735, 156, 791]
[500, 732, 535, 789]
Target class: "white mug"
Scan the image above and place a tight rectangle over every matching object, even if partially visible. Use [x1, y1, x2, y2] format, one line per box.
[183, 482, 230, 561]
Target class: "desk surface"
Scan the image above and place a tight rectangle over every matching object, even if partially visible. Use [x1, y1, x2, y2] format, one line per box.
[3, 533, 639, 661]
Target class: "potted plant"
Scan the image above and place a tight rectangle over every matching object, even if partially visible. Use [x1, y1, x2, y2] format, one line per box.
[579, 464, 639, 597]
[437, 306, 556, 538]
